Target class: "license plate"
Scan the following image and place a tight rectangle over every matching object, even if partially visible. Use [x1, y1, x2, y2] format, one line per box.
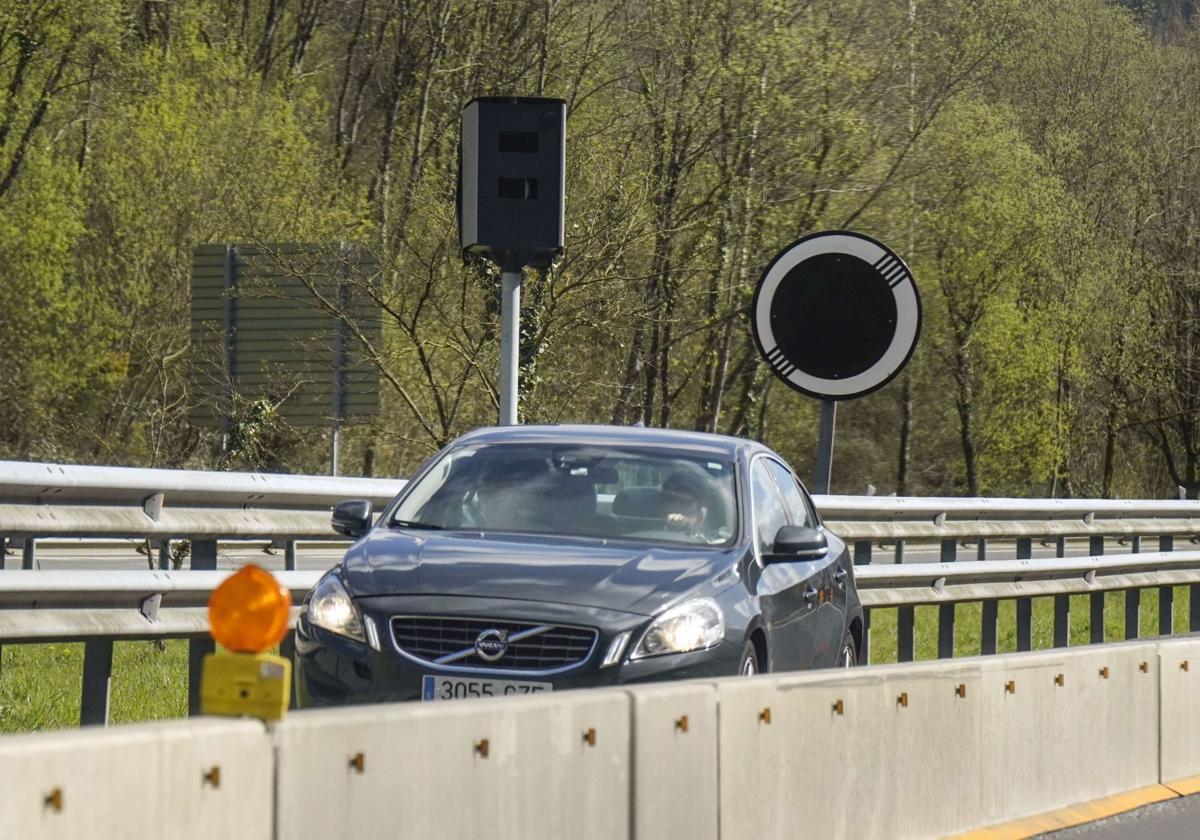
[421, 675, 552, 701]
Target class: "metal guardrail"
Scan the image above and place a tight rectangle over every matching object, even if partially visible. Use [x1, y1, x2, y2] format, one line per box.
[3, 459, 1200, 726]
[0, 570, 321, 642]
[0, 460, 405, 539]
[0, 460, 402, 724]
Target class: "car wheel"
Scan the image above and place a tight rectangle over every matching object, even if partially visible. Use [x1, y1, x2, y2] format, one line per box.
[839, 629, 858, 668]
[739, 641, 759, 676]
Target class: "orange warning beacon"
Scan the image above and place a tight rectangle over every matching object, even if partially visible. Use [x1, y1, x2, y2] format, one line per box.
[200, 565, 293, 720]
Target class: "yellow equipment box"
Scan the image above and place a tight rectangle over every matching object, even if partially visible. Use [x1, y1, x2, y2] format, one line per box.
[200, 650, 291, 722]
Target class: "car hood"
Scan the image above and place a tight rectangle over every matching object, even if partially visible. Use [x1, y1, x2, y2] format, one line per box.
[341, 528, 740, 616]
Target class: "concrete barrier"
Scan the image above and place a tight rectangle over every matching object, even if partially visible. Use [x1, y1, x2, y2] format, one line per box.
[1158, 637, 1200, 785]
[273, 690, 631, 840]
[628, 682, 718, 840]
[4, 639, 1197, 838]
[977, 643, 1161, 826]
[866, 660, 987, 839]
[715, 660, 985, 840]
[0, 718, 272, 839]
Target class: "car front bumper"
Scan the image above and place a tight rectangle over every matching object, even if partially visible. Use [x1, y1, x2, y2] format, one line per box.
[294, 594, 746, 707]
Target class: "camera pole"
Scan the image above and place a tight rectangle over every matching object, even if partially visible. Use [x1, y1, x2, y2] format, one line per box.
[499, 268, 522, 425]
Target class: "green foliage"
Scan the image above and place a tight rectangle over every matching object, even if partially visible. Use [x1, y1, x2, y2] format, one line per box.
[0, 0, 1197, 496]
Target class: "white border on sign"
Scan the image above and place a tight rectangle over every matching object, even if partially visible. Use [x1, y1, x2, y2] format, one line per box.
[753, 233, 919, 398]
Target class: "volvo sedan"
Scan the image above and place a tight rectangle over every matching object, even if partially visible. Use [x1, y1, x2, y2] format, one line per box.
[294, 425, 863, 705]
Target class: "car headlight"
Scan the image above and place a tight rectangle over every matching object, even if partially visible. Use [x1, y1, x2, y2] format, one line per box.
[631, 598, 725, 659]
[305, 571, 365, 643]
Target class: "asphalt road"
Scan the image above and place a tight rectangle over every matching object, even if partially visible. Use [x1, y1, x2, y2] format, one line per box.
[1040, 795, 1200, 839]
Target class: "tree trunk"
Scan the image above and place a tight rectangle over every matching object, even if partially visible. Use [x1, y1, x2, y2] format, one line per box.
[953, 348, 980, 496]
[1101, 397, 1119, 497]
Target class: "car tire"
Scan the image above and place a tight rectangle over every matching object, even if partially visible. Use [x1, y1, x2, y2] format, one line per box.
[839, 628, 858, 668]
[739, 641, 759, 676]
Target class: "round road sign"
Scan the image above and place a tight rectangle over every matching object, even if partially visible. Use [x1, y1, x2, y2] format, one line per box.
[751, 230, 921, 401]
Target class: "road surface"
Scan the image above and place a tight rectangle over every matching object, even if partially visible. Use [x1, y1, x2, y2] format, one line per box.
[1041, 794, 1200, 838]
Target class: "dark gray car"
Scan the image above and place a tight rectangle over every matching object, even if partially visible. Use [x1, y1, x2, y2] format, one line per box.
[295, 424, 863, 705]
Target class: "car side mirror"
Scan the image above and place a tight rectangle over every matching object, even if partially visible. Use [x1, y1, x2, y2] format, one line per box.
[766, 525, 827, 562]
[332, 499, 373, 538]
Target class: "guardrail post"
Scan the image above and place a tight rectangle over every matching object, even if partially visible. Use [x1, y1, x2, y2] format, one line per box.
[851, 542, 872, 661]
[1089, 535, 1105, 643]
[80, 639, 113, 726]
[937, 539, 956, 658]
[1125, 536, 1141, 640]
[1191, 572, 1200, 634]
[1015, 538, 1033, 651]
[158, 540, 171, 570]
[979, 538, 999, 655]
[897, 606, 914, 662]
[895, 538, 913, 662]
[279, 537, 298, 710]
[862, 609, 871, 666]
[1053, 536, 1069, 647]
[188, 538, 218, 716]
[853, 541, 871, 566]
[21, 538, 35, 570]
[1160, 535, 1174, 635]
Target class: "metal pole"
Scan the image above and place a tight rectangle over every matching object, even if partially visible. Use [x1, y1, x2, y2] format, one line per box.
[331, 243, 348, 476]
[221, 245, 237, 452]
[330, 424, 341, 477]
[499, 270, 522, 425]
[188, 538, 218, 717]
[814, 400, 837, 494]
[80, 639, 113, 726]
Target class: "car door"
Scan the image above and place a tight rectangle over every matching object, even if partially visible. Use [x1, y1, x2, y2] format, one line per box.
[749, 456, 824, 672]
[765, 459, 848, 666]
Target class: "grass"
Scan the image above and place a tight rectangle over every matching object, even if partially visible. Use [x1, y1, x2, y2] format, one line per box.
[0, 589, 1194, 733]
[0, 640, 189, 732]
[867, 586, 1196, 663]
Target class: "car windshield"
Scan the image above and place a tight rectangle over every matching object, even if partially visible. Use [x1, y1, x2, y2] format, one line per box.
[390, 443, 737, 547]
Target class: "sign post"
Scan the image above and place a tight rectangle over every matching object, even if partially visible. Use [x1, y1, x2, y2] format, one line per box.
[459, 96, 567, 425]
[814, 400, 837, 495]
[751, 231, 921, 493]
[498, 270, 522, 425]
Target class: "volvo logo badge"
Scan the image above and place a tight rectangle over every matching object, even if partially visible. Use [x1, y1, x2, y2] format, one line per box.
[474, 628, 509, 662]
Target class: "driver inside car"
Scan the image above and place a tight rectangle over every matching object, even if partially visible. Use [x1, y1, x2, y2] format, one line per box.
[661, 472, 710, 540]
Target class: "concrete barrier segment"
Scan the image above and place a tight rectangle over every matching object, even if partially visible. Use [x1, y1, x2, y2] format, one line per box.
[714, 659, 985, 840]
[273, 689, 631, 840]
[626, 682, 718, 840]
[1156, 637, 1200, 784]
[0, 717, 272, 840]
[976, 643, 1161, 827]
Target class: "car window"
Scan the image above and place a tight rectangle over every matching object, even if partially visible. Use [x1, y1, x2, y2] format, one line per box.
[389, 442, 737, 547]
[766, 459, 818, 528]
[750, 459, 789, 555]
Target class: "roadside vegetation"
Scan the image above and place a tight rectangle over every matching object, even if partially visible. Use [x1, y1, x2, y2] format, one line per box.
[1, 0, 1199, 498]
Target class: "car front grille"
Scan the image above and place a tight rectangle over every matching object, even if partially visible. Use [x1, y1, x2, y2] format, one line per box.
[389, 616, 598, 672]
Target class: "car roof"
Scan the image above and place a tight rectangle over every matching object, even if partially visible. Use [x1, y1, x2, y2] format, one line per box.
[453, 424, 762, 458]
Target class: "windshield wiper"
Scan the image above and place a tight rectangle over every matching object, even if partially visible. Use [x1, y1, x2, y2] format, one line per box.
[391, 520, 445, 530]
